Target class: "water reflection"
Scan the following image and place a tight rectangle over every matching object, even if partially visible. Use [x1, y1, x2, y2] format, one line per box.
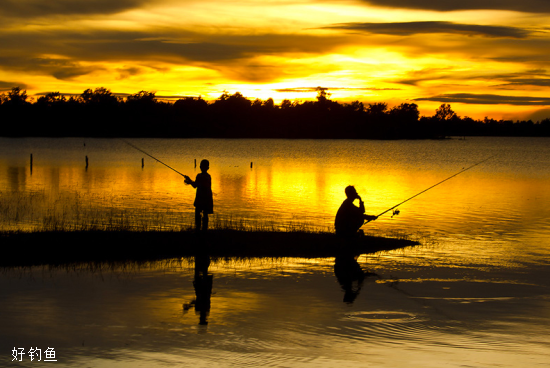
[334, 251, 378, 304]
[7, 166, 26, 192]
[0, 254, 549, 367]
[184, 252, 213, 326]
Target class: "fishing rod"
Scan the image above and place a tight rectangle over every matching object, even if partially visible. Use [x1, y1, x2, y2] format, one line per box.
[374, 155, 495, 219]
[121, 139, 190, 180]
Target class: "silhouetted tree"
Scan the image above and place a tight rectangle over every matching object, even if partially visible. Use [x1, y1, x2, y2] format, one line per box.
[1, 85, 549, 138]
[0, 87, 33, 136]
[280, 99, 293, 110]
[74, 87, 123, 136]
[5, 87, 30, 107]
[362, 102, 389, 138]
[541, 118, 550, 136]
[315, 87, 331, 106]
[36, 92, 66, 107]
[251, 98, 263, 109]
[434, 103, 457, 121]
[173, 96, 209, 137]
[79, 87, 120, 106]
[126, 90, 156, 105]
[346, 100, 364, 113]
[366, 102, 388, 116]
[210, 92, 253, 137]
[390, 103, 419, 122]
[263, 98, 275, 110]
[386, 103, 420, 138]
[174, 96, 208, 112]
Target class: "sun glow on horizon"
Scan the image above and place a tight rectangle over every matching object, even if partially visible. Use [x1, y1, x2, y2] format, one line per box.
[1, 0, 550, 121]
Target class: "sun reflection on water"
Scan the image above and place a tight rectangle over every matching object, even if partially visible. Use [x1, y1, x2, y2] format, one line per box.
[2, 137, 550, 242]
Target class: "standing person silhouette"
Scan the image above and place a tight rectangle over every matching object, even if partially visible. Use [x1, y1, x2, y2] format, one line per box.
[335, 185, 377, 238]
[184, 159, 213, 232]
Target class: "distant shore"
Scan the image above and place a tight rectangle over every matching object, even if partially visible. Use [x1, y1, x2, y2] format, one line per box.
[0, 229, 418, 267]
[2, 87, 549, 139]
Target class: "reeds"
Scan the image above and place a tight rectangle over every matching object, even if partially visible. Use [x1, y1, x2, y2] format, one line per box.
[210, 215, 329, 234]
[0, 190, 329, 234]
[0, 191, 420, 245]
[1, 191, 421, 269]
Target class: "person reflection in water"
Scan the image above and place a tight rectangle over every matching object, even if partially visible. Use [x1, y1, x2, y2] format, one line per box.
[334, 254, 366, 303]
[335, 185, 377, 238]
[184, 254, 213, 325]
[334, 253, 378, 303]
[184, 159, 213, 233]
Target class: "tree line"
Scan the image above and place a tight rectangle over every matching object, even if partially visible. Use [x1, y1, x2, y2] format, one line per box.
[1, 86, 549, 139]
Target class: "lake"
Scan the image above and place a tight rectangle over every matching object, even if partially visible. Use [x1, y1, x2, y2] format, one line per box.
[1, 137, 549, 367]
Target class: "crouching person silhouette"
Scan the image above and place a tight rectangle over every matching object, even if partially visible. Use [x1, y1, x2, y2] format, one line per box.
[184, 159, 213, 233]
[335, 185, 377, 238]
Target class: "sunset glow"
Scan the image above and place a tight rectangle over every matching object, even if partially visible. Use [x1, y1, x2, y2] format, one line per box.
[2, 0, 550, 120]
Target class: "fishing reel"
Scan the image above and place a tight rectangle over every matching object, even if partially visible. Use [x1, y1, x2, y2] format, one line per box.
[391, 209, 400, 218]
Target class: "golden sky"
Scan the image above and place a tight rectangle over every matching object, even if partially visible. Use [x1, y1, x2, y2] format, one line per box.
[2, 0, 550, 120]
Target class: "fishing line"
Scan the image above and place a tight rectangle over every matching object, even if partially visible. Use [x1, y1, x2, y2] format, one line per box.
[121, 139, 188, 178]
[375, 155, 496, 219]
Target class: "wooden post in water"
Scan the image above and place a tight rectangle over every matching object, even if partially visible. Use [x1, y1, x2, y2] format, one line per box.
[85, 155, 89, 169]
[194, 159, 197, 168]
[250, 162, 253, 169]
[142, 158, 144, 168]
[30, 154, 33, 174]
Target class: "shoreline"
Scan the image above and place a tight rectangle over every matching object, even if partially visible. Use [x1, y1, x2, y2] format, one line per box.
[0, 229, 418, 267]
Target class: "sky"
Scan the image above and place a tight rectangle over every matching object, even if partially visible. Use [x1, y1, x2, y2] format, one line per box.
[1, 0, 550, 120]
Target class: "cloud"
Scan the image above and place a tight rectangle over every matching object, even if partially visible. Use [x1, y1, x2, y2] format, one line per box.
[0, 56, 99, 80]
[1, 29, 347, 62]
[324, 21, 531, 38]
[392, 67, 460, 86]
[273, 87, 400, 93]
[80, 39, 261, 63]
[360, 0, 550, 13]
[116, 66, 146, 80]
[0, 29, 350, 82]
[393, 68, 550, 91]
[491, 70, 550, 87]
[33, 91, 134, 98]
[0, 81, 28, 91]
[0, 0, 149, 18]
[357, 33, 550, 71]
[415, 93, 550, 105]
[497, 78, 550, 87]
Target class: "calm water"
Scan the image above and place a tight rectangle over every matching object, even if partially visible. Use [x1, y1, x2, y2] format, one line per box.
[1, 137, 549, 367]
